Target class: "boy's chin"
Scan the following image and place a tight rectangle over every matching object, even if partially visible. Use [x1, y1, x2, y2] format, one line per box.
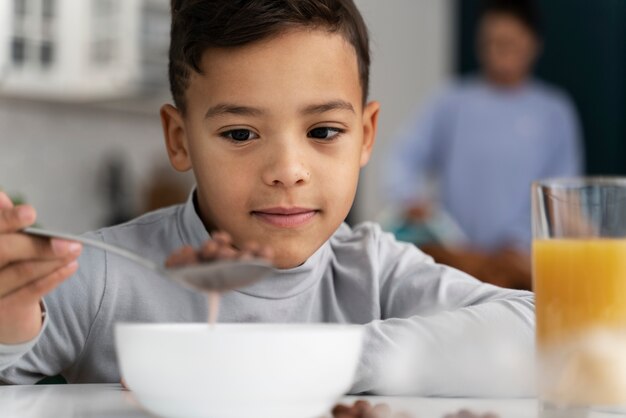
[272, 253, 311, 270]
[254, 229, 332, 270]
[269, 242, 322, 269]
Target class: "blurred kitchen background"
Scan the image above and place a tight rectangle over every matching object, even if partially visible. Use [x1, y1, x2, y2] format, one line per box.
[1, 0, 625, 234]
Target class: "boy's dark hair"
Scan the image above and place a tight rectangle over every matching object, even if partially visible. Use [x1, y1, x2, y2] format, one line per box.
[169, 0, 370, 113]
[480, 0, 542, 38]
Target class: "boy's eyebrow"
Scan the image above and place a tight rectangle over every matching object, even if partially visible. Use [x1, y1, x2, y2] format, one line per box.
[204, 104, 265, 119]
[301, 100, 355, 115]
[204, 100, 355, 119]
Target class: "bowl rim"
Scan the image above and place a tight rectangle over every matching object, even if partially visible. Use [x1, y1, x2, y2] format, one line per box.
[115, 322, 364, 334]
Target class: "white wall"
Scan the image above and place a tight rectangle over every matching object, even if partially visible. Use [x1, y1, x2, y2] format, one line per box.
[0, 99, 189, 233]
[354, 0, 453, 222]
[0, 0, 10, 76]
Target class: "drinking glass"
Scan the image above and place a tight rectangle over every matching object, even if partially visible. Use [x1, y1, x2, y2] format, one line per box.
[533, 177, 626, 414]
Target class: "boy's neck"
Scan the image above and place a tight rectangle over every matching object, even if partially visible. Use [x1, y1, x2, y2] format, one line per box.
[192, 191, 218, 236]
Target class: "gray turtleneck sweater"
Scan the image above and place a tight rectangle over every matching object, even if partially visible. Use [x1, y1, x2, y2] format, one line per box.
[0, 192, 535, 395]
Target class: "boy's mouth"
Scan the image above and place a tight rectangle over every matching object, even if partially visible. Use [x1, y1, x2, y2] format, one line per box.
[251, 207, 319, 228]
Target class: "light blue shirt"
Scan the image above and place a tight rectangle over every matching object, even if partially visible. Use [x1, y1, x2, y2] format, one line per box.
[386, 77, 583, 251]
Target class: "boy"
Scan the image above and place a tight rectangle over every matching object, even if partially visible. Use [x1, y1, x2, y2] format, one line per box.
[0, 0, 534, 395]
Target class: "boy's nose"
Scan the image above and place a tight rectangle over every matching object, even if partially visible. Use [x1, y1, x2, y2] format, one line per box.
[261, 147, 311, 188]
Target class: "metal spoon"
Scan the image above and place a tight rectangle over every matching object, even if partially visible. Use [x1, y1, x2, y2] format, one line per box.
[22, 227, 275, 292]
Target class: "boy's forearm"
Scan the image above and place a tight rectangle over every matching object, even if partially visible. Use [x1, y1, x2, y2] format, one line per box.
[352, 293, 535, 396]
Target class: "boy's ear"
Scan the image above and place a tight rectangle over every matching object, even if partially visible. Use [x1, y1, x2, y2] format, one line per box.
[160, 104, 193, 172]
[359, 100, 380, 167]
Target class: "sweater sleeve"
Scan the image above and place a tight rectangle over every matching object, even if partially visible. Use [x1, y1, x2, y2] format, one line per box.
[0, 232, 106, 384]
[351, 226, 535, 396]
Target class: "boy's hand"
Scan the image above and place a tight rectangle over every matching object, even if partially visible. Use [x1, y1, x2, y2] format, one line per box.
[165, 231, 274, 268]
[0, 192, 82, 344]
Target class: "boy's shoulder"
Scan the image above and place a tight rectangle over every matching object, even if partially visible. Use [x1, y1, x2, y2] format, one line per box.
[330, 221, 429, 263]
[86, 203, 188, 258]
[326, 222, 434, 291]
[330, 221, 384, 245]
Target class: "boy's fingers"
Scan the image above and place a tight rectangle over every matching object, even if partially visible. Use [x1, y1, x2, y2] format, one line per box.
[165, 245, 199, 267]
[200, 240, 219, 260]
[0, 257, 78, 299]
[0, 234, 82, 269]
[258, 246, 274, 261]
[237, 251, 254, 261]
[242, 241, 260, 253]
[216, 246, 237, 260]
[164, 246, 186, 266]
[0, 192, 13, 209]
[170, 239, 268, 266]
[168, 248, 192, 266]
[242, 241, 274, 260]
[164, 254, 179, 267]
[211, 231, 233, 245]
[0, 205, 36, 234]
[2, 261, 79, 305]
[178, 246, 199, 264]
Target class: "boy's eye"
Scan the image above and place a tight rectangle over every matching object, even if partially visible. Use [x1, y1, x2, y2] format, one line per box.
[220, 129, 258, 142]
[308, 127, 343, 140]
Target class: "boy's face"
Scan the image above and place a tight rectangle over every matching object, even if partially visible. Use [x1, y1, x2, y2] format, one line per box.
[477, 13, 539, 87]
[161, 29, 379, 269]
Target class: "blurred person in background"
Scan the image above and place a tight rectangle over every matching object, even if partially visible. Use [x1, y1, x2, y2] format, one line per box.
[385, 0, 583, 289]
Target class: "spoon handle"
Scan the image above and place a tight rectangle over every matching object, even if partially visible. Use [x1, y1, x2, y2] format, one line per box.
[22, 227, 161, 272]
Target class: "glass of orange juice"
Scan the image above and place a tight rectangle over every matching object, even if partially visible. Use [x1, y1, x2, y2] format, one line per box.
[533, 177, 626, 413]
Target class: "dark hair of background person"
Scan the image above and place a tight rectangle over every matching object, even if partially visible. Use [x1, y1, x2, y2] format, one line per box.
[480, 0, 543, 38]
[168, 0, 370, 113]
[458, 0, 626, 176]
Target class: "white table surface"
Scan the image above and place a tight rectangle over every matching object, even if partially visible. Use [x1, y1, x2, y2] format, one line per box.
[1, 383, 624, 418]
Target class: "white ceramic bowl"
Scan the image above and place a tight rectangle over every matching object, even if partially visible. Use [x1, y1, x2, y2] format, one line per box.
[115, 323, 363, 418]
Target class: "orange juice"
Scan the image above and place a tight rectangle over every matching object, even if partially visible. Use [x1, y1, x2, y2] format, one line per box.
[534, 238, 626, 404]
[533, 238, 626, 347]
